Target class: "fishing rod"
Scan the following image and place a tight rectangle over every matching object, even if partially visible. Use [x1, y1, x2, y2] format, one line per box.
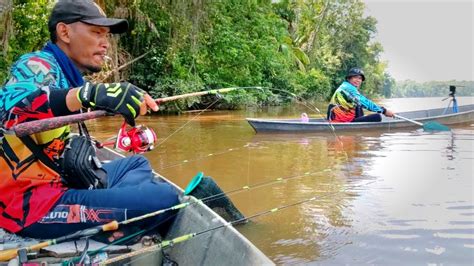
[64, 169, 336, 261]
[0, 167, 329, 262]
[103, 180, 375, 265]
[118, 86, 266, 151]
[196, 168, 331, 204]
[154, 86, 264, 104]
[0, 221, 119, 261]
[10, 87, 264, 138]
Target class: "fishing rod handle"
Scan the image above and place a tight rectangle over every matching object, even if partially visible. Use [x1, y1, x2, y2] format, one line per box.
[0, 249, 19, 262]
[0, 221, 119, 262]
[0, 242, 49, 262]
[12, 110, 109, 137]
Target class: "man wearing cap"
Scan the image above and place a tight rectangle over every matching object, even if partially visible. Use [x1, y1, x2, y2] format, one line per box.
[0, 0, 178, 239]
[327, 67, 395, 123]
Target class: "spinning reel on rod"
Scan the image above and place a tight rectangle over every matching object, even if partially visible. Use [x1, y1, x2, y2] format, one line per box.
[98, 122, 157, 154]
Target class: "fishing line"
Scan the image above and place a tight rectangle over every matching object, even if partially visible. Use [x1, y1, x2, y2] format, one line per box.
[113, 167, 333, 227]
[149, 86, 349, 171]
[61, 167, 333, 264]
[103, 88, 360, 264]
[102, 87, 355, 262]
[103, 179, 376, 265]
[153, 87, 356, 232]
[246, 142, 252, 204]
[155, 98, 221, 148]
[167, 87, 351, 172]
[124, 88, 353, 227]
[155, 87, 265, 148]
[159, 144, 250, 170]
[268, 87, 352, 166]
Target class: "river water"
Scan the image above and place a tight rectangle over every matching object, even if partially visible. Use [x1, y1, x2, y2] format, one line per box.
[89, 96, 474, 265]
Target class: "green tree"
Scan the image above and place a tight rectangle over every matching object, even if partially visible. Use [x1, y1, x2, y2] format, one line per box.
[1, 0, 52, 82]
[1, 0, 400, 110]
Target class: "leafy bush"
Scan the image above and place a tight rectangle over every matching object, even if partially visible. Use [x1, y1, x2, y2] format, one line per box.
[1, 0, 51, 82]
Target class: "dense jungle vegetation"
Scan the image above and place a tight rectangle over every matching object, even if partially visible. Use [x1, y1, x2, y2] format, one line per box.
[0, 0, 471, 111]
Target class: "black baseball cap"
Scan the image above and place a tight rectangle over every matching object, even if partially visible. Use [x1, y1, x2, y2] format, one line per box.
[48, 0, 128, 34]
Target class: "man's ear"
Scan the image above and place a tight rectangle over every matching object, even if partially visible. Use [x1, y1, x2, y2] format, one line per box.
[56, 22, 71, 44]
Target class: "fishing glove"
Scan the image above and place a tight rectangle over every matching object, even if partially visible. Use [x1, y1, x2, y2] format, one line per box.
[77, 82, 144, 126]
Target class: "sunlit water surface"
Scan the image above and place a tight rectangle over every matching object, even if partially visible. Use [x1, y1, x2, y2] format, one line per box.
[89, 97, 474, 265]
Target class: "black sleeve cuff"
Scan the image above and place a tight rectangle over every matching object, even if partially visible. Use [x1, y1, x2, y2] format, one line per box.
[381, 106, 387, 115]
[49, 89, 79, 116]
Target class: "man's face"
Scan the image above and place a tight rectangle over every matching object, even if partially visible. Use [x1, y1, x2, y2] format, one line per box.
[348, 76, 363, 88]
[65, 22, 110, 73]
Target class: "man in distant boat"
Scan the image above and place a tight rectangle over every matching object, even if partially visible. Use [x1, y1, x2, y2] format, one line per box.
[0, 0, 178, 240]
[327, 67, 395, 122]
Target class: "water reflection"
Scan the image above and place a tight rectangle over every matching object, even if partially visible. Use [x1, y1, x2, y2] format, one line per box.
[235, 132, 387, 263]
[88, 99, 474, 265]
[326, 129, 474, 265]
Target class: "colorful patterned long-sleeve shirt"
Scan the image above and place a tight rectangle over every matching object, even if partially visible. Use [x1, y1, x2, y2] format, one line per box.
[0, 51, 72, 233]
[329, 81, 384, 122]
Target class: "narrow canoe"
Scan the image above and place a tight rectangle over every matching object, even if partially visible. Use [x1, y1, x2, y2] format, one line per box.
[246, 104, 474, 133]
[1, 147, 273, 265]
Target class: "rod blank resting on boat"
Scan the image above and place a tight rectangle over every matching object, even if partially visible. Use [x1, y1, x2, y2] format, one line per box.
[0, 221, 119, 261]
[101, 180, 372, 265]
[0, 168, 328, 262]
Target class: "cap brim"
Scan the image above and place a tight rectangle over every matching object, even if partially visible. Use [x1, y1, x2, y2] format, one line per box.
[81, 18, 128, 34]
[346, 74, 365, 81]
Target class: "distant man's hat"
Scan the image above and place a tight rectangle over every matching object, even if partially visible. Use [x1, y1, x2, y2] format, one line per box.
[346, 67, 365, 81]
[48, 0, 128, 34]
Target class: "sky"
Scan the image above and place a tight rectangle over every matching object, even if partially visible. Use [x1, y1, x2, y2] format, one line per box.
[364, 0, 473, 82]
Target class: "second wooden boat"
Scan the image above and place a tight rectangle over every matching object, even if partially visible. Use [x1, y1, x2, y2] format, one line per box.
[247, 104, 474, 133]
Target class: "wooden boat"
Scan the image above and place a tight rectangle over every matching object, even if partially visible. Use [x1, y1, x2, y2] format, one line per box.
[247, 104, 474, 133]
[1, 147, 273, 265]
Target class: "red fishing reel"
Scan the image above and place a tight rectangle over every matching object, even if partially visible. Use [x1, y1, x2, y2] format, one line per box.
[113, 122, 157, 154]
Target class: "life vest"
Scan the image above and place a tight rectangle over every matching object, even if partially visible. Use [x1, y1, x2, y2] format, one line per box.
[0, 51, 69, 233]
